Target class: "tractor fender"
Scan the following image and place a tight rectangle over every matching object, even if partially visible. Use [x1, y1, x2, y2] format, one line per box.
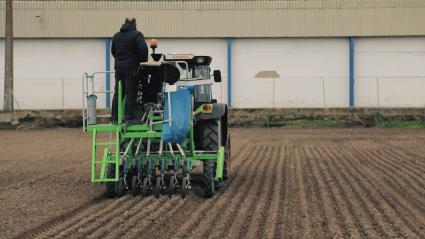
[196, 103, 228, 121]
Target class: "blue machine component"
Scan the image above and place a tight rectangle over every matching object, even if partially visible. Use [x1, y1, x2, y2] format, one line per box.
[162, 87, 193, 144]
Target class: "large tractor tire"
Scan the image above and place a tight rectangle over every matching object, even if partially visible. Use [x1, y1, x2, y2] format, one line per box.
[196, 120, 223, 198]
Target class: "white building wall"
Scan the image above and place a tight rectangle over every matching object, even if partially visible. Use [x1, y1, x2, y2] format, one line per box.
[356, 37, 425, 107]
[232, 38, 349, 108]
[1, 37, 425, 110]
[0, 38, 227, 110]
[1, 39, 105, 110]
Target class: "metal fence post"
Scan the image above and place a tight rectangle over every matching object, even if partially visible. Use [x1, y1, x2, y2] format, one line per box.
[376, 77, 380, 107]
[61, 77, 65, 110]
[321, 77, 327, 108]
[272, 77, 275, 108]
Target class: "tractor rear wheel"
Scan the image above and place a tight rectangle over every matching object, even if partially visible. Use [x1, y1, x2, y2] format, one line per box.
[197, 120, 220, 198]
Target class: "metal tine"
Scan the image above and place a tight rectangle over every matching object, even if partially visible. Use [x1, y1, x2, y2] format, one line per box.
[135, 138, 143, 156]
[158, 139, 164, 156]
[122, 138, 135, 161]
[176, 143, 186, 160]
[146, 138, 152, 157]
[141, 111, 148, 124]
[168, 143, 176, 159]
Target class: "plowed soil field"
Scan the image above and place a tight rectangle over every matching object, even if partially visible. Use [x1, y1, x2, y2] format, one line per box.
[1, 128, 425, 239]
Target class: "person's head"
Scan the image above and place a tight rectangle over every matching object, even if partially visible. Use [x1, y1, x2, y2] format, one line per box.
[125, 17, 136, 25]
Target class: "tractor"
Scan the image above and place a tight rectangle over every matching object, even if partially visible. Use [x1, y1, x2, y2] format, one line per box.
[82, 39, 230, 198]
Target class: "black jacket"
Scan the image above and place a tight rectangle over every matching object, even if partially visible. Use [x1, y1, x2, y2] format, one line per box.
[111, 22, 148, 69]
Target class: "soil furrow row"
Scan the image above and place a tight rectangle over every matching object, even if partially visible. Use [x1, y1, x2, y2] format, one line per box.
[339, 145, 421, 237]
[349, 146, 425, 236]
[145, 144, 264, 239]
[280, 143, 300, 238]
[384, 142, 425, 167]
[172, 145, 265, 239]
[330, 146, 408, 237]
[299, 145, 333, 238]
[349, 141, 425, 187]
[294, 144, 312, 239]
[321, 145, 391, 238]
[385, 146, 425, 169]
[118, 142, 257, 238]
[13, 195, 107, 239]
[378, 148, 425, 189]
[193, 145, 272, 238]
[258, 145, 285, 239]
[243, 146, 279, 239]
[89, 196, 159, 239]
[123, 197, 183, 239]
[35, 195, 129, 239]
[364, 148, 425, 212]
[215, 145, 272, 238]
[309, 146, 350, 238]
[55, 196, 140, 239]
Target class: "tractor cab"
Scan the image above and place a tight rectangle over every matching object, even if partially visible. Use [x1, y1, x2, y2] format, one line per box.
[145, 40, 221, 106]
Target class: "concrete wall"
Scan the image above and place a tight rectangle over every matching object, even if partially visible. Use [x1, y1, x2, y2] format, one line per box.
[232, 38, 349, 108]
[1, 36, 425, 110]
[356, 37, 425, 107]
[0, 39, 105, 110]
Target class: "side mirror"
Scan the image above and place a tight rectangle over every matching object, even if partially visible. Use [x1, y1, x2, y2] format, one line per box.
[213, 70, 221, 82]
[159, 63, 180, 85]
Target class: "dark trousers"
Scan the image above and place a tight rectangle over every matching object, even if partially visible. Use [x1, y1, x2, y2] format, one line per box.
[111, 67, 138, 121]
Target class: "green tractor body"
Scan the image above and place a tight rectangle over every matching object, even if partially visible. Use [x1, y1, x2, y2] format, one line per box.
[82, 43, 230, 198]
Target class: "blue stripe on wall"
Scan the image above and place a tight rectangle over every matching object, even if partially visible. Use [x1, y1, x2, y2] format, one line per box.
[105, 38, 111, 108]
[349, 37, 355, 107]
[227, 38, 233, 107]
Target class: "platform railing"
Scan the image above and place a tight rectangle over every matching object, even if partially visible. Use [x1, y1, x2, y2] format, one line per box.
[82, 71, 115, 131]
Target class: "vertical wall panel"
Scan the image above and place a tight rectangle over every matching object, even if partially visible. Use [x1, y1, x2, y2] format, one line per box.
[232, 38, 349, 108]
[356, 37, 425, 107]
[12, 39, 104, 109]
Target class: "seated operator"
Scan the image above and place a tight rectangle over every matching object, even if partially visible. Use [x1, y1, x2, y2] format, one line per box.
[111, 17, 148, 124]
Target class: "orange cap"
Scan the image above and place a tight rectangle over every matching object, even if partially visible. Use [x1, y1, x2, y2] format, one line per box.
[149, 39, 158, 47]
